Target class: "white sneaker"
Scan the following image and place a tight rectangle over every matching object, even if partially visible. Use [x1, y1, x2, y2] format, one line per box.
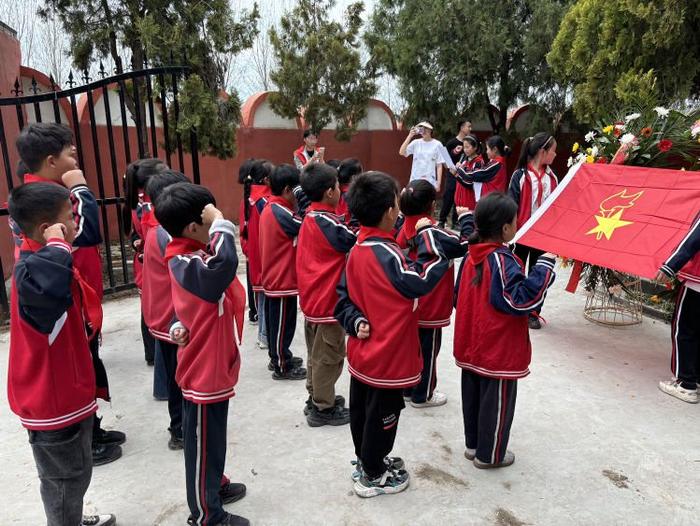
[464, 448, 476, 461]
[353, 469, 410, 498]
[410, 391, 447, 408]
[82, 515, 116, 526]
[658, 379, 699, 404]
[257, 339, 268, 350]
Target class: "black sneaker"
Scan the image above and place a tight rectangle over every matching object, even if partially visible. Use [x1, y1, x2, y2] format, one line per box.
[92, 443, 122, 466]
[351, 457, 405, 482]
[267, 356, 303, 371]
[93, 417, 126, 446]
[271, 366, 307, 380]
[220, 481, 246, 504]
[168, 428, 183, 450]
[146, 359, 154, 366]
[82, 515, 116, 526]
[248, 312, 258, 325]
[306, 404, 350, 427]
[217, 513, 250, 526]
[303, 395, 346, 416]
[528, 316, 542, 330]
[353, 468, 410, 498]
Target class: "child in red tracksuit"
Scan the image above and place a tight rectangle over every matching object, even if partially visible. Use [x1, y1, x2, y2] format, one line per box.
[155, 182, 249, 526]
[123, 157, 167, 366]
[396, 180, 474, 408]
[336, 158, 363, 225]
[259, 164, 306, 380]
[657, 211, 700, 403]
[297, 163, 357, 426]
[335, 171, 449, 498]
[141, 170, 189, 450]
[454, 135, 485, 209]
[238, 160, 274, 349]
[14, 122, 124, 465]
[7, 183, 116, 526]
[454, 192, 556, 469]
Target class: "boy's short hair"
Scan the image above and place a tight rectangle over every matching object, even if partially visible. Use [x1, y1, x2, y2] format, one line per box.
[337, 158, 362, 185]
[145, 169, 190, 204]
[15, 160, 30, 183]
[303, 129, 317, 139]
[346, 171, 399, 227]
[270, 164, 300, 196]
[301, 163, 338, 202]
[16, 123, 74, 172]
[8, 182, 70, 236]
[325, 159, 341, 170]
[154, 182, 216, 238]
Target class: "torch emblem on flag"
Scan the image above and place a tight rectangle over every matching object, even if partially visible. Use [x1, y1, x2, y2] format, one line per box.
[586, 189, 644, 241]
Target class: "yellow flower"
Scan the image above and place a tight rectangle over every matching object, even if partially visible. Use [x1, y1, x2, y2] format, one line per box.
[650, 295, 661, 304]
[602, 125, 614, 134]
[586, 147, 592, 154]
[572, 142, 579, 153]
[586, 155, 595, 163]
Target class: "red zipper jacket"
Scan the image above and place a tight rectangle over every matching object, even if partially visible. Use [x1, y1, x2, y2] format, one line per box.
[508, 165, 559, 229]
[142, 224, 176, 342]
[455, 156, 508, 205]
[396, 212, 474, 327]
[297, 202, 357, 323]
[238, 185, 270, 291]
[453, 244, 555, 379]
[454, 155, 484, 209]
[165, 219, 245, 404]
[259, 195, 302, 297]
[334, 225, 449, 388]
[131, 193, 151, 290]
[8, 237, 101, 430]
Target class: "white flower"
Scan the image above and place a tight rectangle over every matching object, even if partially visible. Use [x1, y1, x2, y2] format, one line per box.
[620, 133, 636, 145]
[567, 157, 574, 167]
[654, 106, 670, 117]
[590, 145, 599, 157]
[692, 120, 700, 137]
[625, 113, 641, 122]
[585, 131, 596, 143]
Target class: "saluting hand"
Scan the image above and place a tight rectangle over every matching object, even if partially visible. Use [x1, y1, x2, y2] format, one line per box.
[43, 223, 67, 242]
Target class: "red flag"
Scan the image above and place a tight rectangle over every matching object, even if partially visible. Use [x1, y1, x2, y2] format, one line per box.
[513, 163, 700, 279]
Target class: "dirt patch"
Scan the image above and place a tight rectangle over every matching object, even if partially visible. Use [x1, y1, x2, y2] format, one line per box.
[602, 469, 629, 489]
[502, 481, 512, 490]
[152, 503, 182, 525]
[441, 443, 453, 456]
[494, 508, 527, 526]
[415, 463, 468, 488]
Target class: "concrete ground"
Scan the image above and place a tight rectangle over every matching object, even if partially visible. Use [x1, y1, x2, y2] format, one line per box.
[2, 265, 699, 526]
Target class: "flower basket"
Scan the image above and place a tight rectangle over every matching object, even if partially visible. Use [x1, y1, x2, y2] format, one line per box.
[583, 273, 643, 326]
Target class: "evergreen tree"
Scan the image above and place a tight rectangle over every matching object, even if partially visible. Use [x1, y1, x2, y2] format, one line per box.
[268, 0, 377, 140]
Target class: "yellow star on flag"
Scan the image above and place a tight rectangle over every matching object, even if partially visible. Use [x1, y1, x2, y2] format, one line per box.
[586, 210, 634, 240]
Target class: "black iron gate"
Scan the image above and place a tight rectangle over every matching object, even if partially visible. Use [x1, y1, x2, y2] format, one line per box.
[0, 60, 202, 316]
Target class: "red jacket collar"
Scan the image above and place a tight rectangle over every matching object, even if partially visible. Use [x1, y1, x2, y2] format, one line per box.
[358, 226, 395, 244]
[164, 237, 207, 262]
[250, 184, 270, 202]
[401, 213, 434, 239]
[24, 174, 62, 186]
[340, 183, 350, 193]
[307, 202, 336, 214]
[20, 237, 46, 252]
[267, 195, 294, 210]
[468, 242, 504, 265]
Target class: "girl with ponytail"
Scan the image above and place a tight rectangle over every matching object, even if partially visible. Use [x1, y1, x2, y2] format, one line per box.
[122, 157, 167, 366]
[454, 135, 485, 209]
[507, 132, 558, 329]
[453, 192, 556, 468]
[396, 180, 474, 408]
[237, 159, 274, 348]
[455, 135, 511, 206]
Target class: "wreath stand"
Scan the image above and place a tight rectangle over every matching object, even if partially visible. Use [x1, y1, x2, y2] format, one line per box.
[583, 274, 644, 326]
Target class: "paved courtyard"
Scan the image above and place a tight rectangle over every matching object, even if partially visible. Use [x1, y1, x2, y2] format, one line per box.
[1, 266, 698, 525]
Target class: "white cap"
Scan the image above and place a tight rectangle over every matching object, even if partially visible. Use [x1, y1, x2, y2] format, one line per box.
[416, 121, 433, 130]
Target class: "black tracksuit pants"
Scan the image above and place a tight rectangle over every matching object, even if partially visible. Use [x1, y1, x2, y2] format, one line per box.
[350, 376, 405, 479]
[141, 312, 156, 363]
[158, 339, 183, 438]
[404, 328, 441, 403]
[671, 285, 700, 388]
[183, 399, 229, 525]
[461, 369, 517, 465]
[265, 295, 298, 372]
[245, 263, 258, 322]
[439, 173, 458, 225]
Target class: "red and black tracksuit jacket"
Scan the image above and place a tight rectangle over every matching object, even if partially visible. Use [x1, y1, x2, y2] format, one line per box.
[334, 225, 449, 388]
[259, 196, 302, 297]
[396, 212, 474, 328]
[507, 165, 559, 229]
[165, 220, 246, 404]
[238, 184, 270, 292]
[8, 237, 102, 430]
[142, 223, 177, 343]
[454, 244, 555, 379]
[660, 211, 700, 286]
[297, 202, 357, 323]
[454, 155, 484, 209]
[131, 193, 151, 290]
[455, 155, 508, 202]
